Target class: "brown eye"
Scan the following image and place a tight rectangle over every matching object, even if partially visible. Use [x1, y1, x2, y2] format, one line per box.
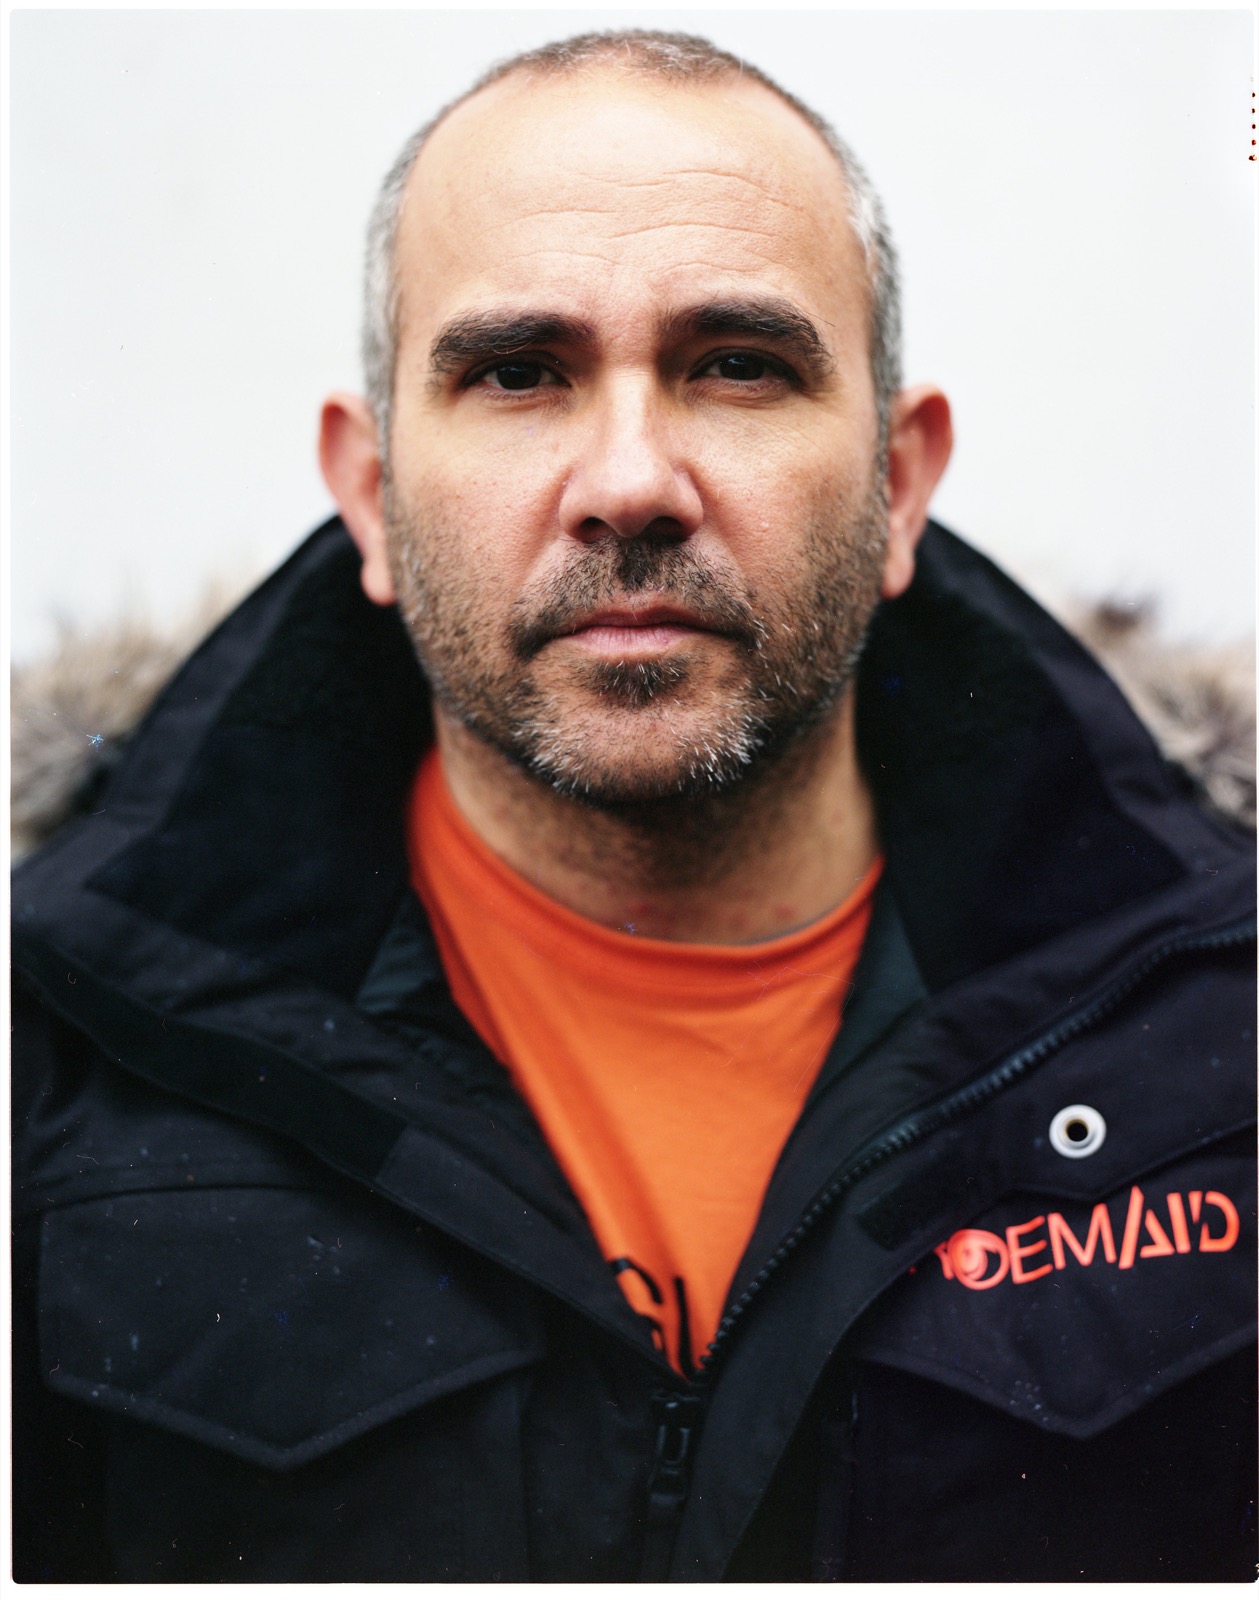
[713, 353, 769, 381]
[697, 350, 793, 385]
[486, 361, 547, 390]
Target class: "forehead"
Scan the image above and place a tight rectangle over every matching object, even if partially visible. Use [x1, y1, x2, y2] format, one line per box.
[394, 68, 867, 345]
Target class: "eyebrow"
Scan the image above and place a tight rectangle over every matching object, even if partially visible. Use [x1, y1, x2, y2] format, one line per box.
[661, 298, 835, 381]
[428, 312, 597, 377]
[426, 296, 835, 381]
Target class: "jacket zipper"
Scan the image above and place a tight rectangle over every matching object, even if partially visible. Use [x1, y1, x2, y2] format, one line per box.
[638, 913, 1254, 1577]
[640, 1391, 705, 1580]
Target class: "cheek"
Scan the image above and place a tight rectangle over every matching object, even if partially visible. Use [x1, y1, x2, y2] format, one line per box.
[395, 443, 556, 585]
[392, 379, 562, 504]
[700, 445, 866, 576]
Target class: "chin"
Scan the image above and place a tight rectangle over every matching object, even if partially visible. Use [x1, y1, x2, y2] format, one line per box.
[503, 700, 774, 809]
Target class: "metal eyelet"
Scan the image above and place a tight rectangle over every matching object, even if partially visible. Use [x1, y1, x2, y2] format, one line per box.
[1048, 1103, 1106, 1159]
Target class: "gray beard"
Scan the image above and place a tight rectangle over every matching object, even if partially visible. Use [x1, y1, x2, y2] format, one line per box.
[385, 483, 889, 813]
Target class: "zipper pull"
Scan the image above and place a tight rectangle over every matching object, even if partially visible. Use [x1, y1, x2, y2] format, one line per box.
[639, 1390, 703, 1580]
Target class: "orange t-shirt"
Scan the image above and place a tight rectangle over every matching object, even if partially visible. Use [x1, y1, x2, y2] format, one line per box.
[408, 750, 879, 1374]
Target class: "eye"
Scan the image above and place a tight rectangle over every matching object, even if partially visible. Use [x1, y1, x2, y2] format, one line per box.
[695, 351, 791, 385]
[473, 360, 561, 391]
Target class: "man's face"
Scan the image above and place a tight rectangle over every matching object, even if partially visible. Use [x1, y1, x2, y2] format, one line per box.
[384, 68, 889, 805]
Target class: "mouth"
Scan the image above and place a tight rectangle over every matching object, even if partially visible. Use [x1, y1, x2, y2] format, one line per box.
[554, 605, 721, 657]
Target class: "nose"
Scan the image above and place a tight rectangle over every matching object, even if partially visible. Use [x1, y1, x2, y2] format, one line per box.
[557, 379, 704, 544]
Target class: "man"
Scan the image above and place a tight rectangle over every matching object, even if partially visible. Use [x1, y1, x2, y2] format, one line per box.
[11, 30, 1255, 1581]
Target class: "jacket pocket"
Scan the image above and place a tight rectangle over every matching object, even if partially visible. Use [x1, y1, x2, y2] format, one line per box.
[851, 1141, 1255, 1437]
[819, 1142, 1257, 1580]
[37, 1183, 544, 1579]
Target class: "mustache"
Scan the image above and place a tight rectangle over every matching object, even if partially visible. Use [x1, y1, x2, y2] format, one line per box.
[508, 537, 761, 660]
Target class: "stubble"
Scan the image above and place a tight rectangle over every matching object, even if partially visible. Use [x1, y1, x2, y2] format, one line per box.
[383, 478, 889, 816]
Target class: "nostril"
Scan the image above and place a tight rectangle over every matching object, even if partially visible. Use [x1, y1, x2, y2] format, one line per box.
[637, 518, 691, 543]
[574, 516, 691, 545]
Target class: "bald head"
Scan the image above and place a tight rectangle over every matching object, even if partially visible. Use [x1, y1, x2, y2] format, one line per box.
[362, 31, 901, 454]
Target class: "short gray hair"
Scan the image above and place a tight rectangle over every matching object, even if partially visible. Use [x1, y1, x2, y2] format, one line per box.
[362, 29, 902, 455]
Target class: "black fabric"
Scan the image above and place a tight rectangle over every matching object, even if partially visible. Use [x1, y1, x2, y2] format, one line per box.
[12, 936, 407, 1183]
[89, 527, 429, 998]
[805, 882, 928, 1103]
[11, 516, 1256, 1581]
[856, 1144, 989, 1249]
[852, 1135, 1257, 1435]
[856, 532, 1189, 989]
[831, 1348, 1258, 1580]
[217, 535, 430, 755]
[354, 890, 558, 1156]
[38, 1186, 544, 1468]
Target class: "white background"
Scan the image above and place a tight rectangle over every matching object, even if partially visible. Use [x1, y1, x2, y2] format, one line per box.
[9, 7, 1256, 663]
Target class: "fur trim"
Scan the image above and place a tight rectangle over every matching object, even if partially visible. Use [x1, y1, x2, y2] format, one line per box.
[1067, 601, 1255, 833]
[10, 594, 236, 862]
[10, 592, 1255, 859]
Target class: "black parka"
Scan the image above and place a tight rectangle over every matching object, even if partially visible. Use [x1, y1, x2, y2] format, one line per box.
[11, 519, 1256, 1581]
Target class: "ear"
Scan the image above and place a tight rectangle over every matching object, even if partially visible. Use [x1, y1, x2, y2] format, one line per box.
[880, 385, 954, 601]
[318, 393, 396, 606]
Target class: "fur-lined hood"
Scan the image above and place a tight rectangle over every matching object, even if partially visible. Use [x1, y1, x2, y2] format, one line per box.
[11, 582, 1255, 861]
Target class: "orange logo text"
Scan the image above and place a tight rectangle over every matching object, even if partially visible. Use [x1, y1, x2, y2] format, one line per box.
[933, 1187, 1239, 1291]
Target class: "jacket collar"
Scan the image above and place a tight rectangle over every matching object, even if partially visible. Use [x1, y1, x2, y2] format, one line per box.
[857, 523, 1234, 987]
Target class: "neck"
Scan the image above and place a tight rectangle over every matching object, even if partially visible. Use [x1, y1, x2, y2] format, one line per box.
[433, 696, 879, 944]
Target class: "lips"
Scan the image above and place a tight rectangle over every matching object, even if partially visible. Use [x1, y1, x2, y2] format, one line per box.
[557, 604, 714, 637]
[510, 570, 759, 662]
[548, 602, 723, 657]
